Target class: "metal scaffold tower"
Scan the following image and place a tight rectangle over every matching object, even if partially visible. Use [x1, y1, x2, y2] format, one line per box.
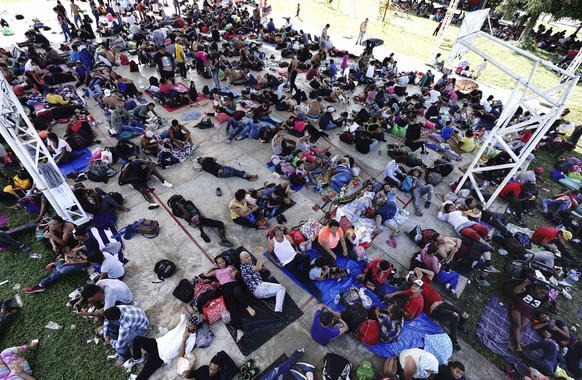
[452, 32, 580, 208]
[565, 49, 582, 79]
[0, 75, 90, 225]
[430, 0, 460, 62]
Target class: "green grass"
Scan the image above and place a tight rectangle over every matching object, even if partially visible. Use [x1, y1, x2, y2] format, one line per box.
[0, 199, 125, 379]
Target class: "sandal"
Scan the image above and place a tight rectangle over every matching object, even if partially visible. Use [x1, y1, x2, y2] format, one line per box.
[386, 238, 397, 248]
[235, 330, 244, 343]
[240, 359, 255, 374]
[216, 187, 222, 196]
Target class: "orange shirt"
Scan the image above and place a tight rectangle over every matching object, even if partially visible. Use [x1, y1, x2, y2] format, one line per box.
[318, 226, 344, 249]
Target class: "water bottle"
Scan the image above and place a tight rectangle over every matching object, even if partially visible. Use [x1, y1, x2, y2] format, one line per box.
[15, 294, 22, 307]
[138, 78, 145, 89]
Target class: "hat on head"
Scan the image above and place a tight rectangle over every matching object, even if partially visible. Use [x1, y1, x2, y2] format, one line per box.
[104, 89, 111, 97]
[326, 106, 335, 113]
[405, 271, 415, 282]
[145, 130, 154, 138]
[561, 229, 573, 241]
[413, 279, 424, 288]
[534, 167, 544, 175]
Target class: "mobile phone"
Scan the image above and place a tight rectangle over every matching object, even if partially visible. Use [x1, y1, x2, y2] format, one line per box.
[548, 320, 555, 326]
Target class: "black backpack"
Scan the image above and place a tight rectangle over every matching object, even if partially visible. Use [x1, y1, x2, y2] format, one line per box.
[153, 259, 176, 283]
[189, 82, 198, 100]
[167, 194, 186, 217]
[158, 151, 180, 169]
[323, 353, 352, 380]
[129, 60, 139, 72]
[172, 279, 194, 303]
[196, 117, 213, 129]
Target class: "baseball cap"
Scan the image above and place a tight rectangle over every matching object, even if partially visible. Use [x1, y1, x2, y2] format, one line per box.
[413, 279, 424, 288]
[561, 229, 573, 241]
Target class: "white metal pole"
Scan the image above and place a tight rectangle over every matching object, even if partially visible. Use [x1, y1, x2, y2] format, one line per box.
[430, 0, 460, 63]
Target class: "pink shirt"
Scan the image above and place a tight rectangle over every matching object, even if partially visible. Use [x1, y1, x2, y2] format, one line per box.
[215, 265, 236, 285]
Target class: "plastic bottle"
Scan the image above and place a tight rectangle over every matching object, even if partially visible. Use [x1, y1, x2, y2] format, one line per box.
[15, 294, 22, 307]
[138, 78, 145, 89]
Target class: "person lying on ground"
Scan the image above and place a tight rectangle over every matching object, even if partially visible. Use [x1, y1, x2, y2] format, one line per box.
[197, 156, 259, 181]
[239, 250, 286, 313]
[183, 350, 238, 380]
[0, 339, 39, 380]
[118, 159, 173, 210]
[74, 187, 130, 215]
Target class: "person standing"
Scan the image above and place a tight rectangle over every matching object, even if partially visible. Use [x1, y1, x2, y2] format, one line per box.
[355, 18, 368, 45]
[70, 0, 83, 28]
[175, 38, 187, 80]
[296, 3, 300, 18]
[475, 59, 487, 79]
[320, 24, 330, 49]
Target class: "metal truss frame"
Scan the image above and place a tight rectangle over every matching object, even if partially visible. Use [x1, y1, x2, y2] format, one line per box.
[0, 75, 90, 225]
[430, 0, 460, 62]
[453, 31, 580, 208]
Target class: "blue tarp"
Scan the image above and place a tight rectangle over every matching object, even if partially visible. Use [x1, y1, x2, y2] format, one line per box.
[57, 148, 92, 176]
[264, 249, 444, 358]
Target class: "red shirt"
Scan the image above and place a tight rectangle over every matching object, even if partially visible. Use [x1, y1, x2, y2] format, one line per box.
[499, 181, 521, 197]
[418, 277, 442, 315]
[402, 291, 424, 320]
[531, 227, 558, 245]
[363, 258, 392, 284]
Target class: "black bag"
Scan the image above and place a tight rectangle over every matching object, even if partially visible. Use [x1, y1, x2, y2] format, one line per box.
[404, 156, 424, 168]
[323, 353, 352, 380]
[189, 82, 198, 100]
[196, 117, 213, 129]
[341, 303, 368, 332]
[153, 259, 176, 283]
[158, 151, 180, 169]
[432, 163, 454, 177]
[108, 192, 123, 205]
[172, 279, 194, 303]
[503, 237, 527, 259]
[129, 60, 139, 72]
[555, 159, 575, 173]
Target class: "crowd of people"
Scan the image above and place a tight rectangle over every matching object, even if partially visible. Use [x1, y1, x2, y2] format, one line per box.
[0, 0, 581, 379]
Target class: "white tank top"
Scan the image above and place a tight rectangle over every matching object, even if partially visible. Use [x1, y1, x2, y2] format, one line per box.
[273, 236, 296, 266]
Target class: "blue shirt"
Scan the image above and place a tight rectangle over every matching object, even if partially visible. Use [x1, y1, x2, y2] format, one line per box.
[70, 50, 80, 63]
[310, 310, 340, 346]
[441, 126, 454, 140]
[240, 263, 262, 292]
[104, 305, 149, 351]
[329, 63, 337, 77]
[267, 21, 276, 33]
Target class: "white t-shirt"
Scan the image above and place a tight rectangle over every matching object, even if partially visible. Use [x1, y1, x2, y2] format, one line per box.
[100, 252, 125, 279]
[96, 279, 133, 309]
[397, 76, 409, 86]
[309, 259, 323, 280]
[480, 99, 492, 113]
[428, 89, 441, 104]
[156, 314, 197, 364]
[272, 237, 296, 266]
[365, 65, 375, 79]
[49, 139, 72, 154]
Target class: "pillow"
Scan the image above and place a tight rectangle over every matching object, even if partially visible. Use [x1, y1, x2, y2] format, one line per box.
[215, 113, 230, 123]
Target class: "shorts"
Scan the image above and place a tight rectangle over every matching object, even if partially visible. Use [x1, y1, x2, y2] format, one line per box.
[510, 301, 534, 320]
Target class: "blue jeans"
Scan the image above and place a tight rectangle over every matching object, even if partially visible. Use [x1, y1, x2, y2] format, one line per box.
[61, 21, 70, 41]
[369, 140, 379, 151]
[225, 118, 241, 134]
[239, 123, 260, 139]
[73, 14, 82, 28]
[40, 262, 87, 288]
[120, 124, 145, 134]
[84, 84, 103, 99]
[435, 269, 460, 290]
[220, 165, 248, 179]
[258, 115, 279, 126]
[524, 340, 558, 376]
[261, 349, 305, 380]
[116, 327, 147, 361]
[542, 199, 571, 213]
[321, 122, 337, 130]
[212, 69, 221, 90]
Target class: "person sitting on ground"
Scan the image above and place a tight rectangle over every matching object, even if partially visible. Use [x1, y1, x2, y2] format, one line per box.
[376, 303, 404, 344]
[74, 187, 130, 215]
[509, 279, 551, 353]
[458, 129, 476, 153]
[168, 194, 233, 247]
[0, 168, 33, 204]
[103, 305, 149, 367]
[197, 156, 259, 181]
[314, 220, 358, 265]
[203, 255, 255, 343]
[434, 361, 466, 380]
[168, 119, 194, 152]
[531, 226, 576, 263]
[239, 250, 286, 313]
[184, 350, 238, 380]
[384, 348, 439, 379]
[132, 103, 157, 124]
[86, 250, 125, 281]
[357, 258, 393, 297]
[0, 339, 39, 380]
[229, 189, 266, 230]
[309, 304, 349, 346]
[47, 132, 83, 165]
[75, 278, 132, 320]
[110, 104, 146, 135]
[42, 215, 75, 253]
[307, 96, 324, 119]
[159, 78, 195, 105]
[140, 130, 163, 156]
[123, 306, 202, 378]
[308, 256, 350, 281]
[118, 159, 173, 210]
[267, 225, 322, 301]
[383, 158, 406, 187]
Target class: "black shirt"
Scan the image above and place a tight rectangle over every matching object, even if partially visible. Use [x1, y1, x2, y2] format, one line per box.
[405, 123, 422, 141]
[434, 364, 466, 380]
[200, 157, 222, 177]
[355, 135, 372, 154]
[153, 51, 174, 74]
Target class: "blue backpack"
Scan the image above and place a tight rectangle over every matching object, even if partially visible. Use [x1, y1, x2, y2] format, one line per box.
[401, 176, 414, 192]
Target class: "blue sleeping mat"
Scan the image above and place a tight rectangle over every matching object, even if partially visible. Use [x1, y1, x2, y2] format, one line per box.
[264, 249, 444, 358]
[57, 148, 92, 176]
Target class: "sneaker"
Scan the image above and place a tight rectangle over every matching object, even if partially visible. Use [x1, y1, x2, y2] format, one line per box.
[296, 362, 315, 373]
[475, 276, 490, 287]
[122, 357, 145, 370]
[483, 265, 501, 274]
[25, 285, 46, 294]
[424, 201, 431, 209]
[225, 138, 231, 144]
[161, 181, 173, 188]
[148, 203, 160, 210]
[415, 210, 423, 216]
[107, 353, 119, 360]
[306, 373, 314, 380]
[290, 370, 307, 380]
[562, 288, 572, 300]
[45, 262, 56, 271]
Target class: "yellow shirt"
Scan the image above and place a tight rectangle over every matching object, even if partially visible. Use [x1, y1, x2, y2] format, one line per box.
[46, 93, 69, 105]
[175, 43, 185, 63]
[229, 200, 247, 220]
[460, 136, 475, 153]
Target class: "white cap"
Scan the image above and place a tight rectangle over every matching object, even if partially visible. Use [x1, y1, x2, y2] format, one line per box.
[104, 89, 111, 97]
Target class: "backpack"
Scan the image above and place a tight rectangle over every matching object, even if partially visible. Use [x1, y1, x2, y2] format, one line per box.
[514, 232, 532, 249]
[153, 259, 176, 283]
[357, 320, 381, 345]
[193, 278, 220, 308]
[323, 353, 352, 380]
[135, 219, 160, 238]
[427, 171, 443, 186]
[87, 160, 111, 183]
[400, 176, 413, 192]
[339, 131, 354, 144]
[555, 159, 575, 173]
[119, 53, 129, 65]
[158, 150, 180, 169]
[503, 237, 526, 260]
[167, 194, 186, 216]
[356, 361, 375, 380]
[173, 279, 195, 303]
[189, 82, 198, 100]
[196, 117, 213, 129]
[129, 60, 139, 72]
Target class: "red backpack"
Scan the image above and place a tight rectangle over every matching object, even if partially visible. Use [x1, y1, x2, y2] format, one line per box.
[129, 60, 139, 72]
[119, 53, 129, 65]
[357, 319, 380, 345]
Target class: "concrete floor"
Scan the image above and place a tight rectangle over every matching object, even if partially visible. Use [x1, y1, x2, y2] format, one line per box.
[1, 1, 509, 378]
